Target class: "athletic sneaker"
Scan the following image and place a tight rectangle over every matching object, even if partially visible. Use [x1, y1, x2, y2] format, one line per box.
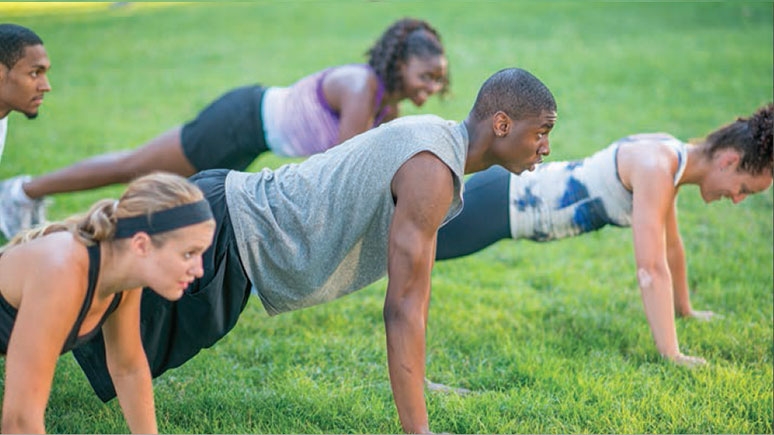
[30, 195, 49, 228]
[0, 175, 39, 240]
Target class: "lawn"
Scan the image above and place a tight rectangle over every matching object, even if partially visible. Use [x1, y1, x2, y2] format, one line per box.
[0, 2, 772, 433]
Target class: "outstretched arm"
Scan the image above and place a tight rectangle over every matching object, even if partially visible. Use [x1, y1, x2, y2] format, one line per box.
[337, 87, 378, 143]
[324, 66, 387, 144]
[630, 162, 705, 367]
[102, 288, 157, 434]
[664, 199, 715, 321]
[385, 152, 454, 434]
[1, 256, 84, 433]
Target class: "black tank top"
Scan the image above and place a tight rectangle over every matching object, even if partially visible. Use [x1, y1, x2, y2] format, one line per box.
[0, 243, 122, 354]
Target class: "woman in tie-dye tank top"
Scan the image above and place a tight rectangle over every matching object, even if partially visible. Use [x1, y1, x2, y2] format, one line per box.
[436, 104, 773, 367]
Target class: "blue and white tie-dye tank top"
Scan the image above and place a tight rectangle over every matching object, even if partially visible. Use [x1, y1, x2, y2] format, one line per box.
[507, 134, 688, 241]
[260, 64, 387, 157]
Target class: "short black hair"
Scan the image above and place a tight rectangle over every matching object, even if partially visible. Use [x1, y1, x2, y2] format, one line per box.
[470, 68, 556, 122]
[0, 23, 43, 70]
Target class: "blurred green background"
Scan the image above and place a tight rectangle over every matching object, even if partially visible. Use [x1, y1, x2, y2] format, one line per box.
[0, 2, 771, 433]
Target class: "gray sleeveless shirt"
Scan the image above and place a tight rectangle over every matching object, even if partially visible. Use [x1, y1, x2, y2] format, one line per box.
[225, 114, 467, 315]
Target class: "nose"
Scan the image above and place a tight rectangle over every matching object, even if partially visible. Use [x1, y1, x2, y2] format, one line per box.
[190, 256, 205, 278]
[540, 139, 551, 157]
[39, 75, 51, 92]
[429, 80, 443, 94]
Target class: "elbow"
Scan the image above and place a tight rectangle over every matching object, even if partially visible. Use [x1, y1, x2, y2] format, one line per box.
[636, 263, 669, 291]
[383, 299, 408, 326]
[383, 297, 425, 332]
[106, 350, 149, 381]
[3, 411, 44, 434]
[636, 267, 654, 290]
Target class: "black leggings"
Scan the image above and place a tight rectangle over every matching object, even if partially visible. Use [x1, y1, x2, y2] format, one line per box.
[436, 165, 511, 260]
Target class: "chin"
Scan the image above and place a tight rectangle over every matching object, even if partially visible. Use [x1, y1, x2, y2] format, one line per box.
[702, 194, 717, 204]
[169, 290, 185, 301]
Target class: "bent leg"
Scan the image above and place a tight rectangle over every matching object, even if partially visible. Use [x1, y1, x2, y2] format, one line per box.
[435, 165, 511, 260]
[22, 85, 266, 199]
[23, 126, 195, 198]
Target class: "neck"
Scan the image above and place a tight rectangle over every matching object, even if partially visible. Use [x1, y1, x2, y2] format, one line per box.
[679, 142, 710, 186]
[95, 244, 143, 298]
[462, 117, 491, 174]
[382, 91, 402, 107]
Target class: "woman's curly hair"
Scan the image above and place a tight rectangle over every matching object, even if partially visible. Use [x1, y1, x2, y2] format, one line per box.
[705, 103, 773, 175]
[366, 18, 449, 96]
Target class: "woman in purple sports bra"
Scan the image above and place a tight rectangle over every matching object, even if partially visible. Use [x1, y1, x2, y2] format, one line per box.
[0, 17, 450, 240]
[0, 172, 216, 433]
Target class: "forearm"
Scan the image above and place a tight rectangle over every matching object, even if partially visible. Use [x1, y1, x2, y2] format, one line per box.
[666, 243, 693, 316]
[637, 266, 681, 357]
[384, 304, 430, 434]
[111, 366, 158, 434]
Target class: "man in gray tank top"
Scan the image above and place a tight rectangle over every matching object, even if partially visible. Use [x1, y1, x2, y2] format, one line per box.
[228, 68, 557, 433]
[74, 67, 558, 434]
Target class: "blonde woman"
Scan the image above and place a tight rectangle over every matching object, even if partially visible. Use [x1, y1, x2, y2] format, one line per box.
[0, 172, 215, 433]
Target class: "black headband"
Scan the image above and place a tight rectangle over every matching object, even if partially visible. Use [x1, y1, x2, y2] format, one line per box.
[113, 200, 213, 239]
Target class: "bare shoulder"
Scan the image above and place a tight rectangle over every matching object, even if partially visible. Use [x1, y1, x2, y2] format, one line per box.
[323, 65, 379, 97]
[393, 152, 454, 200]
[0, 232, 88, 305]
[625, 132, 677, 142]
[326, 64, 378, 82]
[617, 134, 681, 190]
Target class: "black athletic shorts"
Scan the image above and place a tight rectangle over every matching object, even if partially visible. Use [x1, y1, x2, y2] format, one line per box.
[73, 169, 253, 402]
[181, 85, 268, 171]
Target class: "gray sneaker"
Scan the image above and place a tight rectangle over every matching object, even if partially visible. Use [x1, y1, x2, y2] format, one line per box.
[30, 196, 50, 227]
[0, 175, 36, 240]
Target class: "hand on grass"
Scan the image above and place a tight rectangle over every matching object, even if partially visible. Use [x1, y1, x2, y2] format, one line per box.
[687, 309, 720, 322]
[669, 353, 707, 368]
[424, 378, 472, 395]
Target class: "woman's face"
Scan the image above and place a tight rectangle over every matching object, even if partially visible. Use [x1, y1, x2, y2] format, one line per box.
[700, 151, 773, 203]
[143, 220, 215, 300]
[398, 54, 448, 107]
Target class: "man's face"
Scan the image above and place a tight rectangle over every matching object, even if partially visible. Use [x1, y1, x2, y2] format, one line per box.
[0, 44, 51, 119]
[495, 109, 557, 174]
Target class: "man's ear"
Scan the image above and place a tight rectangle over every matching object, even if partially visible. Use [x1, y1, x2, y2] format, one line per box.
[492, 111, 512, 137]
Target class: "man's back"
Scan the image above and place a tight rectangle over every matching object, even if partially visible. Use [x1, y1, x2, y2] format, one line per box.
[226, 114, 467, 315]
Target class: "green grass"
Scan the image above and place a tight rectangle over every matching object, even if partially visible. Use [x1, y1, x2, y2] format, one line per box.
[0, 2, 772, 433]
